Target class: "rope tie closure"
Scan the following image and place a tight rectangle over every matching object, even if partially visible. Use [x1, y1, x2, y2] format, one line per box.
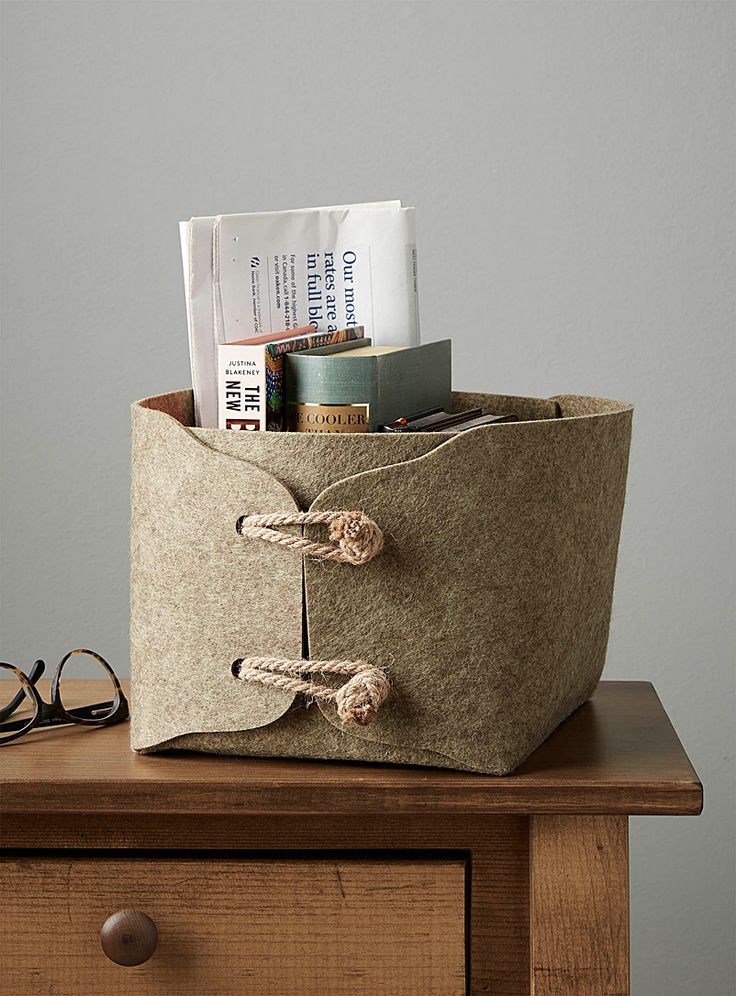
[236, 510, 383, 565]
[232, 657, 390, 727]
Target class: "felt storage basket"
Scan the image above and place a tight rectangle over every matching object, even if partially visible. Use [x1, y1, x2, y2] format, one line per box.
[130, 389, 632, 774]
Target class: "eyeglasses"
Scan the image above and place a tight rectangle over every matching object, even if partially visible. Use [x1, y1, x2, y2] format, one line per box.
[0, 649, 129, 746]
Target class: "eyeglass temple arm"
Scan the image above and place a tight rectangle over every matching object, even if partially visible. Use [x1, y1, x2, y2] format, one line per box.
[0, 700, 119, 734]
[0, 659, 45, 722]
[0, 715, 41, 734]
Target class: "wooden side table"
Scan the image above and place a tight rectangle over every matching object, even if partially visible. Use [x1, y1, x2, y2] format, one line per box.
[0, 680, 701, 995]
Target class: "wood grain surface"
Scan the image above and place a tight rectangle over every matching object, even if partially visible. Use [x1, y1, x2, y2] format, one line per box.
[0, 680, 702, 995]
[1, 856, 466, 995]
[0, 681, 702, 817]
[530, 816, 629, 995]
[1, 814, 530, 996]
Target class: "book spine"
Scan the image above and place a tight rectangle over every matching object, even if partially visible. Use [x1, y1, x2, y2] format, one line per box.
[217, 344, 267, 431]
[285, 401, 371, 433]
[266, 326, 365, 430]
[285, 354, 375, 432]
[265, 348, 286, 431]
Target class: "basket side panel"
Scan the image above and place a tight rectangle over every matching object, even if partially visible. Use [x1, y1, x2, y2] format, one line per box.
[306, 404, 633, 773]
[130, 404, 302, 750]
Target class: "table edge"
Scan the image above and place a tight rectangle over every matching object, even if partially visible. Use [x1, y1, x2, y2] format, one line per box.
[0, 777, 704, 817]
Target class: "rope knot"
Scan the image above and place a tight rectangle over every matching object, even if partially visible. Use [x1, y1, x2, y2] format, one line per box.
[232, 657, 390, 727]
[329, 511, 384, 565]
[334, 667, 391, 726]
[237, 509, 383, 565]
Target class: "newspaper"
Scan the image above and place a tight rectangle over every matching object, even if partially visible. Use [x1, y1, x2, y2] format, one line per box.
[180, 201, 419, 426]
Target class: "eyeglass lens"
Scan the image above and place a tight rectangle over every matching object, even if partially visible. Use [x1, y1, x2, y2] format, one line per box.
[56, 650, 117, 720]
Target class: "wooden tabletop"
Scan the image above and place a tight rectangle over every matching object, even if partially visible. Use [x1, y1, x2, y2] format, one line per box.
[0, 681, 701, 817]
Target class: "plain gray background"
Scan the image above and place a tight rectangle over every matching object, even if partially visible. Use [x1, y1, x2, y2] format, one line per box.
[2, 2, 734, 992]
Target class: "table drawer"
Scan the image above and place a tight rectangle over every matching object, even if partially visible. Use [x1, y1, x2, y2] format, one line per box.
[1, 855, 466, 995]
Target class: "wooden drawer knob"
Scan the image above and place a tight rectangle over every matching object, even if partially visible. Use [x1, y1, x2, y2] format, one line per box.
[100, 909, 158, 966]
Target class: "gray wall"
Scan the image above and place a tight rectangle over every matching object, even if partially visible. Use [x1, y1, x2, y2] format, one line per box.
[2, 3, 734, 992]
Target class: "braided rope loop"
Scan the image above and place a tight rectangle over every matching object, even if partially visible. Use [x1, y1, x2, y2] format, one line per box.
[232, 657, 390, 727]
[236, 510, 383, 565]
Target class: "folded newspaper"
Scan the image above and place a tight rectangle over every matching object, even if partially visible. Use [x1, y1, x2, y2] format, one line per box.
[180, 201, 420, 427]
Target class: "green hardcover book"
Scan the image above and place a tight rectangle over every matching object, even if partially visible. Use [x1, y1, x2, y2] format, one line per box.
[284, 339, 452, 432]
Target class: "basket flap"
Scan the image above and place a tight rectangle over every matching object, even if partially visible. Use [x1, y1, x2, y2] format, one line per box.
[130, 403, 302, 750]
[306, 400, 633, 772]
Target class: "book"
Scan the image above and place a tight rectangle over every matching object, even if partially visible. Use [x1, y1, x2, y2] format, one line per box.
[181, 201, 420, 427]
[284, 340, 452, 433]
[218, 326, 365, 431]
[379, 409, 518, 432]
[380, 408, 482, 432]
[437, 412, 518, 432]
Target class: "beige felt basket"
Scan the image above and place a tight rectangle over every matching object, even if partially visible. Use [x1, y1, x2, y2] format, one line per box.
[130, 389, 632, 774]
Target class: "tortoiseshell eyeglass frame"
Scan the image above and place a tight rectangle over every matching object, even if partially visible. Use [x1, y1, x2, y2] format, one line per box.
[0, 649, 129, 746]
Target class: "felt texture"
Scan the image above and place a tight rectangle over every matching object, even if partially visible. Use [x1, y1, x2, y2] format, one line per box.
[153, 703, 479, 771]
[130, 389, 632, 774]
[130, 403, 301, 749]
[305, 406, 632, 773]
[176, 389, 560, 507]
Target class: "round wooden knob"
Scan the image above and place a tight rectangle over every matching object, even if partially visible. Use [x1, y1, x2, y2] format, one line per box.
[100, 909, 158, 966]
